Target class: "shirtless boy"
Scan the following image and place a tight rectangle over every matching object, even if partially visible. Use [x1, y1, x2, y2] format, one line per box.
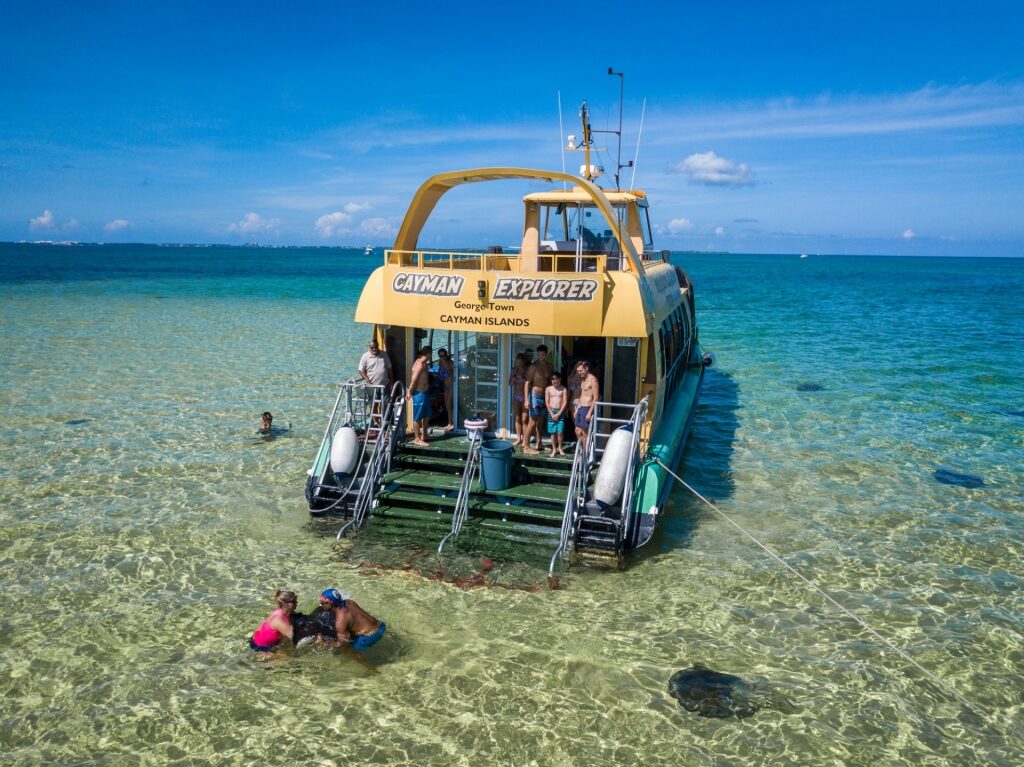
[573, 360, 600, 448]
[545, 372, 568, 457]
[407, 346, 432, 446]
[522, 344, 554, 455]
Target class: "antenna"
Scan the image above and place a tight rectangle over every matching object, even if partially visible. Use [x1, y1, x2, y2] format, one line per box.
[608, 68, 624, 189]
[557, 91, 567, 190]
[630, 97, 646, 190]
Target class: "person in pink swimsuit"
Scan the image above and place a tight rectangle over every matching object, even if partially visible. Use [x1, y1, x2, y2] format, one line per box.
[249, 589, 297, 652]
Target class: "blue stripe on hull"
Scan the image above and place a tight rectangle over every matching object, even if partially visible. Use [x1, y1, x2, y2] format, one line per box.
[630, 350, 705, 549]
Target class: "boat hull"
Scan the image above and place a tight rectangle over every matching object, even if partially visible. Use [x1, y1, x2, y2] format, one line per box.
[631, 347, 705, 549]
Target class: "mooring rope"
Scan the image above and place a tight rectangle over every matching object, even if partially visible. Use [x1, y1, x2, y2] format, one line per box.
[653, 458, 998, 726]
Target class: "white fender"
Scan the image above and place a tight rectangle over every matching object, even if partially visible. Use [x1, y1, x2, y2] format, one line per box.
[593, 427, 634, 509]
[330, 426, 359, 477]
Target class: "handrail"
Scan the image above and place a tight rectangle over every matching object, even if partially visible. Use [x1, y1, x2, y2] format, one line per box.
[336, 382, 405, 540]
[437, 439, 482, 553]
[548, 397, 649, 573]
[618, 397, 649, 547]
[548, 433, 589, 576]
[307, 379, 386, 512]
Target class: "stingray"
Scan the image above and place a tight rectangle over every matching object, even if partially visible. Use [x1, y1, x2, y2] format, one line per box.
[668, 664, 798, 719]
[291, 607, 338, 647]
[65, 418, 92, 426]
[933, 467, 984, 488]
[796, 382, 825, 392]
[668, 665, 759, 718]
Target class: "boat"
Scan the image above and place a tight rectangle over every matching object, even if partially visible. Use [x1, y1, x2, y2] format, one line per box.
[305, 100, 707, 573]
[364, 245, 374, 255]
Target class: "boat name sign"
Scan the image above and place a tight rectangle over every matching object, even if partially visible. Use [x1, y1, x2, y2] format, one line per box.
[392, 272, 465, 297]
[491, 277, 598, 302]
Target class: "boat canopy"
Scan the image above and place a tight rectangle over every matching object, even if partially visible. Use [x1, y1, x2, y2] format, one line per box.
[354, 168, 687, 337]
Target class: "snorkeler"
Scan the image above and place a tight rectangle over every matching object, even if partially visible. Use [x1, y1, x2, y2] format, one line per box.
[259, 411, 273, 433]
[249, 589, 296, 652]
[316, 588, 386, 650]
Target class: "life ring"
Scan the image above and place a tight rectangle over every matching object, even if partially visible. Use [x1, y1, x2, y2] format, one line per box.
[593, 426, 634, 509]
[330, 426, 359, 477]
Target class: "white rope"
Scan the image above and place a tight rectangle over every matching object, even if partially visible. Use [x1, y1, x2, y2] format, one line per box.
[654, 458, 996, 725]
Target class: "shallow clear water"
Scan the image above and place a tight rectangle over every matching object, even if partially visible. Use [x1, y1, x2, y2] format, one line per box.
[1, 244, 1022, 765]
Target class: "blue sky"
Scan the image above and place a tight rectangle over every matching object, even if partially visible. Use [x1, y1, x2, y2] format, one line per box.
[2, 1, 1022, 256]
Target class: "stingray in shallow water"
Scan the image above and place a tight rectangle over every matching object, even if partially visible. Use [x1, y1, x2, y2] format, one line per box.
[796, 382, 825, 392]
[668, 665, 797, 719]
[290, 607, 337, 647]
[669, 665, 758, 718]
[933, 467, 984, 488]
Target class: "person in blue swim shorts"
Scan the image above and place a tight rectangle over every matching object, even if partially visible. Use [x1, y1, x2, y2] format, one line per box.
[522, 344, 553, 454]
[407, 346, 432, 446]
[317, 588, 387, 650]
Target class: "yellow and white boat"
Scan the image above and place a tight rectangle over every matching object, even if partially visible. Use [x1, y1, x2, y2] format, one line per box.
[306, 103, 708, 572]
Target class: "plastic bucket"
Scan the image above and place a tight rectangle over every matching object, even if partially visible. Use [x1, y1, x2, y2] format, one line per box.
[479, 439, 514, 491]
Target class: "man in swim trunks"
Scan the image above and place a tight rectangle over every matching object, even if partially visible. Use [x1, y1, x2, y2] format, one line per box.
[522, 344, 554, 455]
[573, 360, 600, 448]
[407, 346, 431, 446]
[317, 588, 386, 650]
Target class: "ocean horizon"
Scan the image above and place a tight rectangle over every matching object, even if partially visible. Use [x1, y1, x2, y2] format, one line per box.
[1, 242, 1021, 765]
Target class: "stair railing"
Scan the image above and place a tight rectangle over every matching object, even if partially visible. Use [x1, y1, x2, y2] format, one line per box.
[437, 438, 482, 553]
[307, 379, 386, 511]
[336, 382, 405, 540]
[548, 396, 650, 572]
[618, 397, 649, 547]
[548, 434, 589, 576]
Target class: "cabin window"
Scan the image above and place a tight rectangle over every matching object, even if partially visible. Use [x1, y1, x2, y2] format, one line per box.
[538, 203, 625, 265]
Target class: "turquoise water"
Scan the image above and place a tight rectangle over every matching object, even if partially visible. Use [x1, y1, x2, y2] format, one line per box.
[1, 243, 1022, 765]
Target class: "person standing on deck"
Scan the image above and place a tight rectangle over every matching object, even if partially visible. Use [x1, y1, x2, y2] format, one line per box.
[407, 346, 432, 446]
[545, 372, 568, 457]
[436, 348, 455, 432]
[358, 339, 392, 388]
[573, 360, 600, 449]
[508, 353, 529, 445]
[522, 344, 554, 455]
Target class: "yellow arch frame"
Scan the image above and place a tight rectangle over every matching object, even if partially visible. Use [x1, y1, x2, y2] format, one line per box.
[392, 167, 645, 276]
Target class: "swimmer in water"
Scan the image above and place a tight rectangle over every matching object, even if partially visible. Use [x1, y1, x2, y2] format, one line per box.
[259, 411, 273, 433]
[316, 588, 386, 650]
[248, 589, 296, 653]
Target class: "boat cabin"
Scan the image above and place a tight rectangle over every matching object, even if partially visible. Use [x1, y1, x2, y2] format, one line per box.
[354, 168, 698, 442]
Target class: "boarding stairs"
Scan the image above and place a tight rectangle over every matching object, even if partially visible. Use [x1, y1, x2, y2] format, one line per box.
[305, 380, 405, 517]
[549, 397, 649, 573]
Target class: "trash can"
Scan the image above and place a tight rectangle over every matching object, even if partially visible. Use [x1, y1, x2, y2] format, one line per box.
[479, 439, 514, 491]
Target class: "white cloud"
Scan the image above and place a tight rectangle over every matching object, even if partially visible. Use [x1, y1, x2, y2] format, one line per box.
[228, 212, 279, 234]
[901, 228, 916, 239]
[667, 218, 693, 234]
[358, 217, 397, 238]
[29, 210, 55, 230]
[670, 151, 756, 186]
[104, 219, 131, 232]
[715, 226, 726, 236]
[344, 201, 372, 214]
[315, 211, 353, 238]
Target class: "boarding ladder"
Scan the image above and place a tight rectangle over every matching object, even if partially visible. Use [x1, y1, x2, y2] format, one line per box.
[436, 438, 483, 553]
[548, 396, 649, 572]
[306, 379, 393, 514]
[336, 382, 406, 538]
